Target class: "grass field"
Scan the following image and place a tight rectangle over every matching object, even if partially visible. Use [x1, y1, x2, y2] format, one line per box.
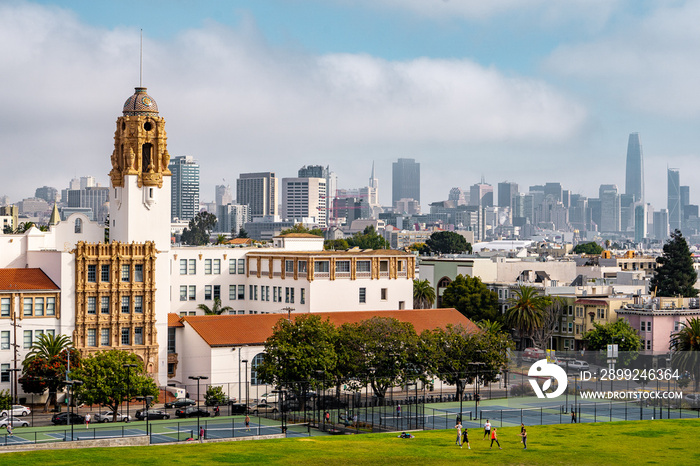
[2, 418, 699, 465]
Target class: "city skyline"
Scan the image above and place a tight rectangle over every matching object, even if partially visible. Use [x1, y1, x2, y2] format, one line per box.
[3, 1, 700, 211]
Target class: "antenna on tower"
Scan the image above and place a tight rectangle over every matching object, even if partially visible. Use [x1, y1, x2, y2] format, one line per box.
[139, 29, 143, 87]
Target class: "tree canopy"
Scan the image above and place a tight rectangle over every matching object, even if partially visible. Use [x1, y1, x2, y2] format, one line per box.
[181, 212, 217, 245]
[425, 231, 472, 255]
[583, 319, 642, 352]
[346, 226, 388, 250]
[572, 242, 604, 255]
[506, 285, 551, 350]
[279, 224, 324, 237]
[649, 230, 698, 297]
[413, 279, 436, 309]
[439, 274, 499, 322]
[324, 239, 349, 251]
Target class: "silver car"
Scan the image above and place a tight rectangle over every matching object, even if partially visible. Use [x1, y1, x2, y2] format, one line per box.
[0, 405, 31, 417]
[0, 416, 29, 428]
[94, 411, 131, 423]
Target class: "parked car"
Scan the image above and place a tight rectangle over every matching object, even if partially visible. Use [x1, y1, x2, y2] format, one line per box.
[0, 416, 29, 428]
[522, 348, 546, 362]
[0, 405, 31, 417]
[259, 392, 278, 403]
[135, 409, 171, 420]
[94, 411, 131, 423]
[229, 403, 248, 415]
[248, 403, 278, 415]
[557, 359, 589, 371]
[175, 406, 211, 418]
[164, 398, 196, 409]
[51, 412, 85, 425]
[684, 393, 700, 407]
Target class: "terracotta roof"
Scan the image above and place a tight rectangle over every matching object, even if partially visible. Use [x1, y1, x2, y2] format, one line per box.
[0, 268, 59, 292]
[168, 313, 184, 327]
[275, 233, 324, 239]
[225, 238, 253, 246]
[575, 299, 608, 306]
[181, 308, 478, 347]
[247, 249, 412, 257]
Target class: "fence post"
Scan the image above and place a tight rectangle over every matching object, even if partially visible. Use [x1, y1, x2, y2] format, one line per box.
[540, 407, 543, 425]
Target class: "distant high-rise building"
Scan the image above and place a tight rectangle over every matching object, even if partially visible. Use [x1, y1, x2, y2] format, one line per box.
[668, 168, 681, 233]
[298, 165, 337, 224]
[634, 204, 647, 243]
[35, 186, 59, 204]
[498, 182, 518, 209]
[168, 155, 200, 222]
[216, 203, 249, 235]
[215, 184, 233, 207]
[449, 187, 468, 206]
[282, 177, 327, 228]
[470, 179, 493, 208]
[544, 182, 562, 202]
[66, 186, 109, 223]
[392, 158, 420, 205]
[600, 184, 621, 233]
[625, 133, 644, 203]
[236, 172, 278, 220]
[80, 176, 97, 190]
[653, 209, 669, 240]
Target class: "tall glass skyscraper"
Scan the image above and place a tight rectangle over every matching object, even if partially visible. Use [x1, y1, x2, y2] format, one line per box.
[668, 168, 681, 233]
[625, 133, 644, 203]
[169, 155, 200, 222]
[392, 158, 420, 205]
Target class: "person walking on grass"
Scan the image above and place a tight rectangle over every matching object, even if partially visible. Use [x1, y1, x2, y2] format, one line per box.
[489, 428, 501, 450]
[454, 421, 463, 448]
[483, 419, 491, 439]
[520, 423, 525, 443]
[571, 410, 576, 423]
[462, 427, 471, 449]
[520, 428, 528, 450]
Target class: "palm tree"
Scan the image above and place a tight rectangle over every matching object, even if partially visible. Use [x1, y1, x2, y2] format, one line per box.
[197, 297, 233, 315]
[21, 333, 74, 411]
[477, 319, 504, 334]
[413, 279, 436, 309]
[24, 333, 73, 364]
[670, 317, 700, 391]
[506, 285, 549, 350]
[215, 234, 227, 245]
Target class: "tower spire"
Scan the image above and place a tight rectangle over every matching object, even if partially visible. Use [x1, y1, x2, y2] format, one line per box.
[139, 29, 143, 87]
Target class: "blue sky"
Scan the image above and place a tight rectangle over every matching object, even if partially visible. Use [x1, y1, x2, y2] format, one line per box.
[3, 0, 700, 211]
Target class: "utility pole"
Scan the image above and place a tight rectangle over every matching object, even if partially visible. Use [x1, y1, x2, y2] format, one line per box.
[12, 303, 21, 404]
[282, 307, 294, 322]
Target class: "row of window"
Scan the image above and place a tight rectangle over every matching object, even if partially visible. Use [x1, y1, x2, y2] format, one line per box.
[86, 296, 143, 314]
[179, 259, 246, 275]
[87, 264, 143, 283]
[179, 285, 308, 305]
[640, 321, 653, 332]
[85, 327, 144, 347]
[1, 329, 56, 351]
[1, 297, 57, 317]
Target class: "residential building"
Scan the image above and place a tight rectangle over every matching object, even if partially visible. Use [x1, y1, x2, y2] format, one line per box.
[237, 172, 278, 219]
[282, 177, 327, 228]
[169, 155, 199, 222]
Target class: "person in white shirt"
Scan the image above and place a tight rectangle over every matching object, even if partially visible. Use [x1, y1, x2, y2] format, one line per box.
[483, 419, 491, 440]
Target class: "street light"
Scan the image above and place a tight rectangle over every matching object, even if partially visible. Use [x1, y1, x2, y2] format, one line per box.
[241, 360, 249, 407]
[137, 391, 151, 438]
[189, 375, 209, 437]
[123, 363, 137, 422]
[65, 379, 83, 441]
[238, 344, 248, 403]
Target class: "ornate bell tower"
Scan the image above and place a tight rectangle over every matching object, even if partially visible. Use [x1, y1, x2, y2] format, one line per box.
[109, 87, 171, 251]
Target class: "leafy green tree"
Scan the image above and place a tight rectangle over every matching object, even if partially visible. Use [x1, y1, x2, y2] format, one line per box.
[324, 239, 349, 250]
[197, 297, 233, 315]
[72, 350, 159, 422]
[0, 390, 10, 412]
[279, 224, 323, 237]
[650, 230, 698, 297]
[181, 212, 217, 246]
[236, 228, 249, 239]
[572, 242, 604, 255]
[425, 231, 472, 255]
[19, 333, 80, 411]
[204, 385, 228, 406]
[215, 234, 227, 245]
[413, 279, 436, 309]
[583, 319, 642, 352]
[670, 317, 700, 391]
[439, 274, 499, 322]
[506, 285, 550, 350]
[346, 226, 389, 250]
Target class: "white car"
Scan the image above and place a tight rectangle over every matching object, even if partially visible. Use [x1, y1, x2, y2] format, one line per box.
[0, 416, 29, 428]
[259, 392, 279, 403]
[556, 359, 589, 371]
[684, 394, 700, 407]
[0, 405, 31, 417]
[94, 411, 131, 423]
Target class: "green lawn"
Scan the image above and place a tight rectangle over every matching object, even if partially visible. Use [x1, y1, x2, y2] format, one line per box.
[3, 419, 700, 465]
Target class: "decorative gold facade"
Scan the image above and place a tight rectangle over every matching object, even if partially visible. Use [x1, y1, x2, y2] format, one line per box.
[109, 87, 171, 189]
[74, 241, 159, 374]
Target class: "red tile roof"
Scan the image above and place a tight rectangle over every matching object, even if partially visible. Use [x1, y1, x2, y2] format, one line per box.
[180, 308, 478, 347]
[168, 313, 184, 327]
[575, 299, 609, 306]
[0, 268, 59, 292]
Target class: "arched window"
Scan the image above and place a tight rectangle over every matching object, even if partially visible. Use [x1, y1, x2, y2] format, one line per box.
[142, 143, 153, 172]
[74, 218, 82, 234]
[437, 277, 452, 289]
[250, 353, 265, 385]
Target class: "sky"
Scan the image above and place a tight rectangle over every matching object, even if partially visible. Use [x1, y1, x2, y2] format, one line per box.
[2, 0, 700, 211]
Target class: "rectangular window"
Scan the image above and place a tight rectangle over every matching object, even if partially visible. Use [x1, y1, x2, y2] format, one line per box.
[568, 306, 573, 316]
[237, 259, 245, 274]
[0, 364, 8, 382]
[87, 297, 96, 314]
[121, 328, 130, 345]
[290, 287, 294, 304]
[101, 265, 110, 282]
[168, 328, 176, 353]
[1, 298, 9, 317]
[189, 285, 196, 301]
[34, 297, 44, 316]
[314, 261, 329, 273]
[205, 259, 212, 275]
[335, 261, 350, 273]
[46, 297, 55, 316]
[285, 260, 294, 273]
[134, 327, 143, 345]
[647, 321, 652, 332]
[273, 287, 278, 302]
[249, 285, 253, 301]
[229, 285, 236, 300]
[568, 322, 574, 333]
[134, 264, 143, 282]
[0, 331, 9, 350]
[398, 260, 405, 272]
[381, 288, 388, 301]
[298, 261, 307, 273]
[101, 296, 110, 314]
[359, 287, 366, 304]
[646, 340, 651, 350]
[237, 285, 245, 300]
[356, 261, 371, 272]
[179, 285, 187, 301]
[87, 329, 96, 347]
[213, 285, 221, 300]
[121, 264, 130, 282]
[23, 329, 32, 349]
[87, 265, 97, 282]
[121, 296, 130, 313]
[23, 298, 32, 316]
[229, 259, 236, 274]
[285, 287, 290, 303]
[188, 259, 196, 275]
[640, 321, 646, 332]
[213, 259, 221, 274]
[45, 329, 55, 338]
[180, 259, 187, 275]
[205, 285, 212, 300]
[100, 328, 109, 346]
[300, 288, 305, 305]
[134, 296, 143, 313]
[674, 321, 681, 331]
[379, 261, 388, 272]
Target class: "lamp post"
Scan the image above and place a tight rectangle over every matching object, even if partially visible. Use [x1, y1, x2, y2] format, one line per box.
[65, 380, 83, 440]
[468, 362, 485, 420]
[122, 363, 136, 422]
[189, 375, 209, 436]
[137, 391, 150, 438]
[238, 344, 248, 403]
[242, 360, 249, 407]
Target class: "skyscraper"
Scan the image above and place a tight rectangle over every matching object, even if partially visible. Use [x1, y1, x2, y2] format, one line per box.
[237, 172, 278, 219]
[282, 177, 327, 228]
[668, 168, 681, 233]
[169, 155, 200, 222]
[392, 158, 420, 205]
[215, 184, 233, 207]
[625, 133, 644, 203]
[470, 180, 493, 208]
[599, 184, 620, 233]
[298, 165, 337, 225]
[497, 182, 518, 209]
